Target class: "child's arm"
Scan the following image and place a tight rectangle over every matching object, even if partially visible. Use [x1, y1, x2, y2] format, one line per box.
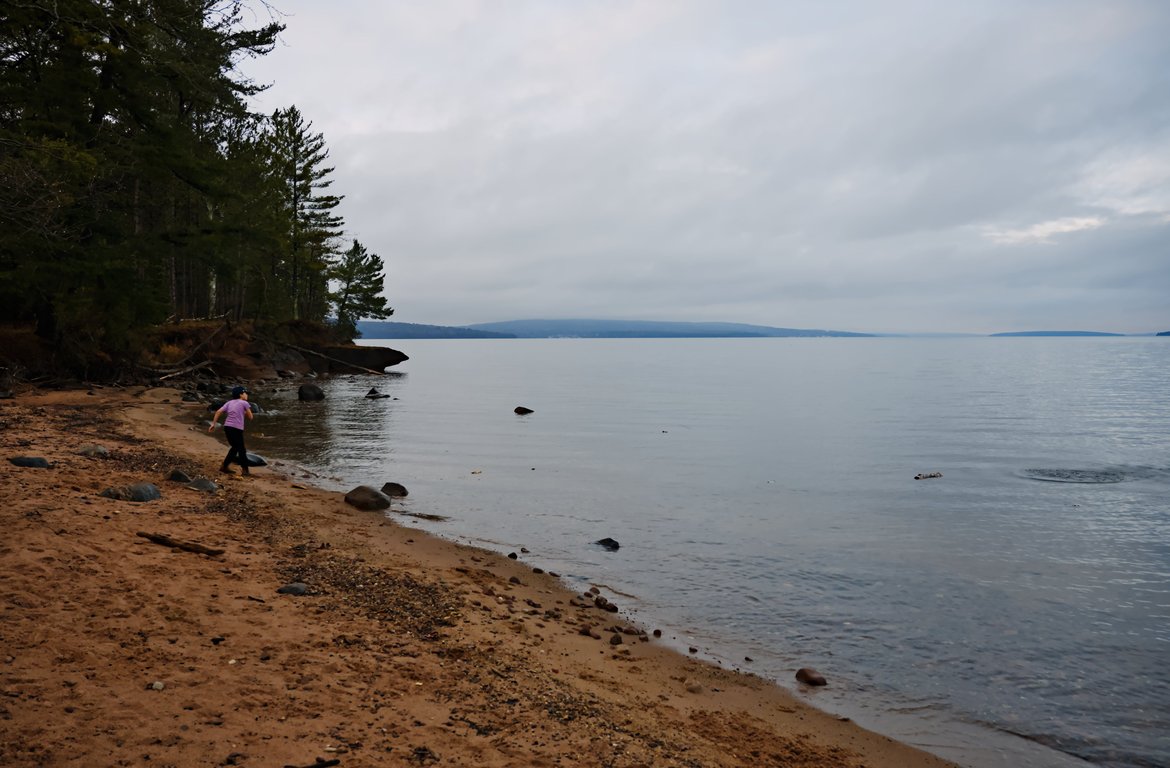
[209, 406, 225, 432]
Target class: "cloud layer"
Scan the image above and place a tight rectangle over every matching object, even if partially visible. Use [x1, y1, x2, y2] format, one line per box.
[243, 0, 1170, 333]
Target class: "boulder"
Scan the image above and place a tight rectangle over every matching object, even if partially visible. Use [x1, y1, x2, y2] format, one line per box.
[380, 482, 409, 498]
[100, 483, 162, 502]
[595, 537, 621, 551]
[77, 444, 109, 458]
[298, 383, 325, 401]
[344, 485, 392, 511]
[185, 478, 219, 493]
[365, 388, 391, 399]
[795, 667, 827, 686]
[302, 345, 408, 374]
[244, 452, 267, 467]
[514, 406, 534, 415]
[9, 456, 50, 468]
[167, 468, 192, 483]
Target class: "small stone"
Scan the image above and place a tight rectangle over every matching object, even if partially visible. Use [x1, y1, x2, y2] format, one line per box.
[609, 634, 623, 646]
[684, 679, 704, 694]
[514, 406, 534, 415]
[148, 681, 165, 691]
[276, 583, 309, 596]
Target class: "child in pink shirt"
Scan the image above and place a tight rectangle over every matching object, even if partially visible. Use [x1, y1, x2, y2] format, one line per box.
[209, 386, 255, 475]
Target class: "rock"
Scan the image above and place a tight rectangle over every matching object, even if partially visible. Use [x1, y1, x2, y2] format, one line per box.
[380, 482, 409, 497]
[914, 472, 943, 480]
[344, 485, 392, 511]
[244, 452, 267, 467]
[9, 456, 50, 468]
[77, 444, 109, 458]
[684, 679, 704, 694]
[595, 537, 620, 551]
[276, 583, 310, 596]
[167, 468, 192, 483]
[514, 406, 534, 415]
[100, 483, 162, 502]
[795, 667, 827, 686]
[298, 383, 326, 401]
[366, 388, 391, 399]
[181, 392, 200, 402]
[185, 478, 219, 493]
[609, 633, 623, 646]
[148, 681, 165, 691]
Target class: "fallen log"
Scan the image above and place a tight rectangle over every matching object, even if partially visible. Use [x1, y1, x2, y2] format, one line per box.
[136, 531, 225, 556]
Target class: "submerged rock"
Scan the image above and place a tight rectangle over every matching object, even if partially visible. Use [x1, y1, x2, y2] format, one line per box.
[595, 537, 621, 551]
[298, 383, 325, 401]
[795, 667, 827, 686]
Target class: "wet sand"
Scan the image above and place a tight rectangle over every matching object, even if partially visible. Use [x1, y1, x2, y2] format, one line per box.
[0, 386, 959, 767]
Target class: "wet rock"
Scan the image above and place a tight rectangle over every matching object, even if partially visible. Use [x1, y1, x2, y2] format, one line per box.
[380, 482, 409, 497]
[185, 478, 219, 493]
[795, 667, 827, 686]
[167, 468, 192, 483]
[298, 383, 326, 401]
[595, 537, 620, 551]
[77, 444, 109, 458]
[514, 406, 534, 415]
[366, 388, 391, 399]
[9, 456, 50, 468]
[344, 485, 392, 511]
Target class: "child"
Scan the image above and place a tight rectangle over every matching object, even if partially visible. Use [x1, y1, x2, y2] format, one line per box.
[209, 385, 255, 475]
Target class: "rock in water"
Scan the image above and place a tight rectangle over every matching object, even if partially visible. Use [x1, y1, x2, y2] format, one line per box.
[344, 485, 392, 511]
[795, 667, 827, 686]
[380, 482, 409, 498]
[595, 537, 621, 551]
[514, 406, 534, 415]
[298, 383, 325, 401]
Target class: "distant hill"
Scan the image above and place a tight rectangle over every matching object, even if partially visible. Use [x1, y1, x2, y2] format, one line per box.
[465, 319, 873, 338]
[356, 321, 515, 339]
[1158, 331, 1170, 337]
[990, 331, 1126, 337]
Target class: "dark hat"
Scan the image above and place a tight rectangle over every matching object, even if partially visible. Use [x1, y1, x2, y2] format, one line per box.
[231, 385, 248, 397]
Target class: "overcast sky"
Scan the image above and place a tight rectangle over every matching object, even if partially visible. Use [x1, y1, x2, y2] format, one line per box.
[241, 0, 1170, 334]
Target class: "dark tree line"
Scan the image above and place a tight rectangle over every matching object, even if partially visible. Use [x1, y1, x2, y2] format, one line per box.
[0, 0, 392, 369]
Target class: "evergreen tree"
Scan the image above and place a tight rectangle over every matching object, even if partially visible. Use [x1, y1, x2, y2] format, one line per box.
[0, 0, 282, 368]
[262, 106, 344, 322]
[329, 239, 393, 338]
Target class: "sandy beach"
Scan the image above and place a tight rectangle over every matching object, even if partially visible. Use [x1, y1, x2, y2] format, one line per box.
[0, 386, 959, 767]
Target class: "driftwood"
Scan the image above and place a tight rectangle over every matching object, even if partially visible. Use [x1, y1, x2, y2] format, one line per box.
[136, 531, 225, 556]
[157, 359, 214, 381]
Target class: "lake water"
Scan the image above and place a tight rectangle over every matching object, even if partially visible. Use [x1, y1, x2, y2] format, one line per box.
[246, 338, 1170, 768]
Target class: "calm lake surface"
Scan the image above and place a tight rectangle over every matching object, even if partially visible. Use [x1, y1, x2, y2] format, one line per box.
[248, 338, 1170, 768]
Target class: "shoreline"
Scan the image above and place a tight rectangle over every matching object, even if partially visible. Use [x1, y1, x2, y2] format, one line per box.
[1, 385, 958, 767]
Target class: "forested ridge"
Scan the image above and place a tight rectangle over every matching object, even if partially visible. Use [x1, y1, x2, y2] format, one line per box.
[0, 0, 392, 376]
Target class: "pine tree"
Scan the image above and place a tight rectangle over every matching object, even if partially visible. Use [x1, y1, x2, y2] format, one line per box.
[329, 240, 393, 338]
[263, 106, 344, 322]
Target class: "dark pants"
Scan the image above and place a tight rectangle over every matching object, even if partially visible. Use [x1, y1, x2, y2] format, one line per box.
[222, 426, 249, 472]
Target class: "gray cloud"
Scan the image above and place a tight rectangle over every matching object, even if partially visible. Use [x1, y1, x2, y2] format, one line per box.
[244, 0, 1170, 333]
